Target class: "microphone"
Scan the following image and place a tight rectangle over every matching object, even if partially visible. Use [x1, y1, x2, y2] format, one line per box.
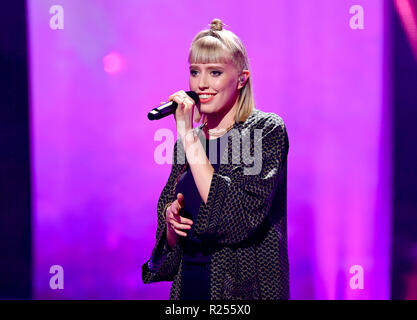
[147, 91, 200, 120]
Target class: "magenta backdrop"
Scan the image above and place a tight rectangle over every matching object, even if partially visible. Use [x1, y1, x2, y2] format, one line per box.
[28, 0, 391, 299]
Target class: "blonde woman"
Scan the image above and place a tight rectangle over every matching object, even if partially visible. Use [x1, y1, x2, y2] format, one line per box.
[143, 19, 289, 300]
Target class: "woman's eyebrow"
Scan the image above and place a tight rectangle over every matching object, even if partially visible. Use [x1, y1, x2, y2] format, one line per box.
[189, 64, 225, 70]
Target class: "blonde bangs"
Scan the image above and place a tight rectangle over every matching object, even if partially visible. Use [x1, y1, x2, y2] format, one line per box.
[188, 37, 232, 65]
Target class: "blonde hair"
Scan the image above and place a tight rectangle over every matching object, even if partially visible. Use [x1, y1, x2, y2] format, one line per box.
[189, 18, 256, 124]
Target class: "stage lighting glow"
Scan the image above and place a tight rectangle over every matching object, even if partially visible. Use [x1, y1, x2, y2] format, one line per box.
[103, 52, 124, 74]
[394, 0, 417, 61]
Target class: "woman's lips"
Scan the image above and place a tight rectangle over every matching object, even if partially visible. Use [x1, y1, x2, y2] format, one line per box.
[198, 93, 216, 103]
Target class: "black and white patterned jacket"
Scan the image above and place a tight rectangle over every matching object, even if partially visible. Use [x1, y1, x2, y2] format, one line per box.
[142, 108, 289, 300]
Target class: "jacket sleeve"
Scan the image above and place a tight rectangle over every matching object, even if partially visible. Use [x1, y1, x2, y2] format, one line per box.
[193, 115, 289, 245]
[142, 140, 184, 283]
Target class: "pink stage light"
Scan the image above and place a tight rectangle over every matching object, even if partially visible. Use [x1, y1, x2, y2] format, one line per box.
[394, 0, 417, 60]
[103, 52, 124, 74]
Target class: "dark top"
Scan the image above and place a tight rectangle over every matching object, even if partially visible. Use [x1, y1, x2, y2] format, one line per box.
[175, 132, 226, 264]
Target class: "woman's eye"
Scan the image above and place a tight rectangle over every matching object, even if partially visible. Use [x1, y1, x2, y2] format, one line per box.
[190, 70, 222, 77]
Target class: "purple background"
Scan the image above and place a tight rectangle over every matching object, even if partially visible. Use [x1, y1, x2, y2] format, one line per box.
[27, 0, 391, 299]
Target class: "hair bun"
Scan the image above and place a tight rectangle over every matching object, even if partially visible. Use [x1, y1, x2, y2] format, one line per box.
[210, 19, 224, 31]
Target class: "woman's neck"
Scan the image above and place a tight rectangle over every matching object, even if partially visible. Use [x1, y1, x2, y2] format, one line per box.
[205, 98, 238, 129]
[203, 107, 236, 139]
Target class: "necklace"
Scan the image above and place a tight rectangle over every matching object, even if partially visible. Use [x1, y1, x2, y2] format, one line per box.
[203, 121, 235, 137]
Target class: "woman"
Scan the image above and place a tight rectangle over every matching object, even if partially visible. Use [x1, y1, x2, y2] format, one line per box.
[142, 19, 289, 300]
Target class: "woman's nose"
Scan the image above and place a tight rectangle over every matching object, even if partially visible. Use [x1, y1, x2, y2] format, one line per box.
[198, 74, 209, 90]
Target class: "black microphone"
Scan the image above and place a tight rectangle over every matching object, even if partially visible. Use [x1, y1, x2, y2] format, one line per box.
[147, 91, 200, 120]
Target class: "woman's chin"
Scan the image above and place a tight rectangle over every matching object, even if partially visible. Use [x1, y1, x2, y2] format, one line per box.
[200, 106, 214, 114]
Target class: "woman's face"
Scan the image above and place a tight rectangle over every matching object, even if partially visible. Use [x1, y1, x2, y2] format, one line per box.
[189, 60, 242, 117]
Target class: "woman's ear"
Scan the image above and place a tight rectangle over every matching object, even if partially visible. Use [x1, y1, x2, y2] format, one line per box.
[237, 70, 250, 90]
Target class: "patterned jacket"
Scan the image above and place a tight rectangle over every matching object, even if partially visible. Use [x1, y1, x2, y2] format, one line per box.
[142, 109, 290, 300]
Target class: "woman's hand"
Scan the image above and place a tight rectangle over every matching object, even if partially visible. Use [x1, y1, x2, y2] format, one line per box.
[165, 193, 193, 248]
[168, 90, 196, 144]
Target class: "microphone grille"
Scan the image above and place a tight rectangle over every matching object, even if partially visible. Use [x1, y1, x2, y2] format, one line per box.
[186, 91, 200, 105]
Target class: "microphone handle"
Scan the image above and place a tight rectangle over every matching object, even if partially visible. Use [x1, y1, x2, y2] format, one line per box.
[147, 101, 177, 120]
[147, 91, 199, 121]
